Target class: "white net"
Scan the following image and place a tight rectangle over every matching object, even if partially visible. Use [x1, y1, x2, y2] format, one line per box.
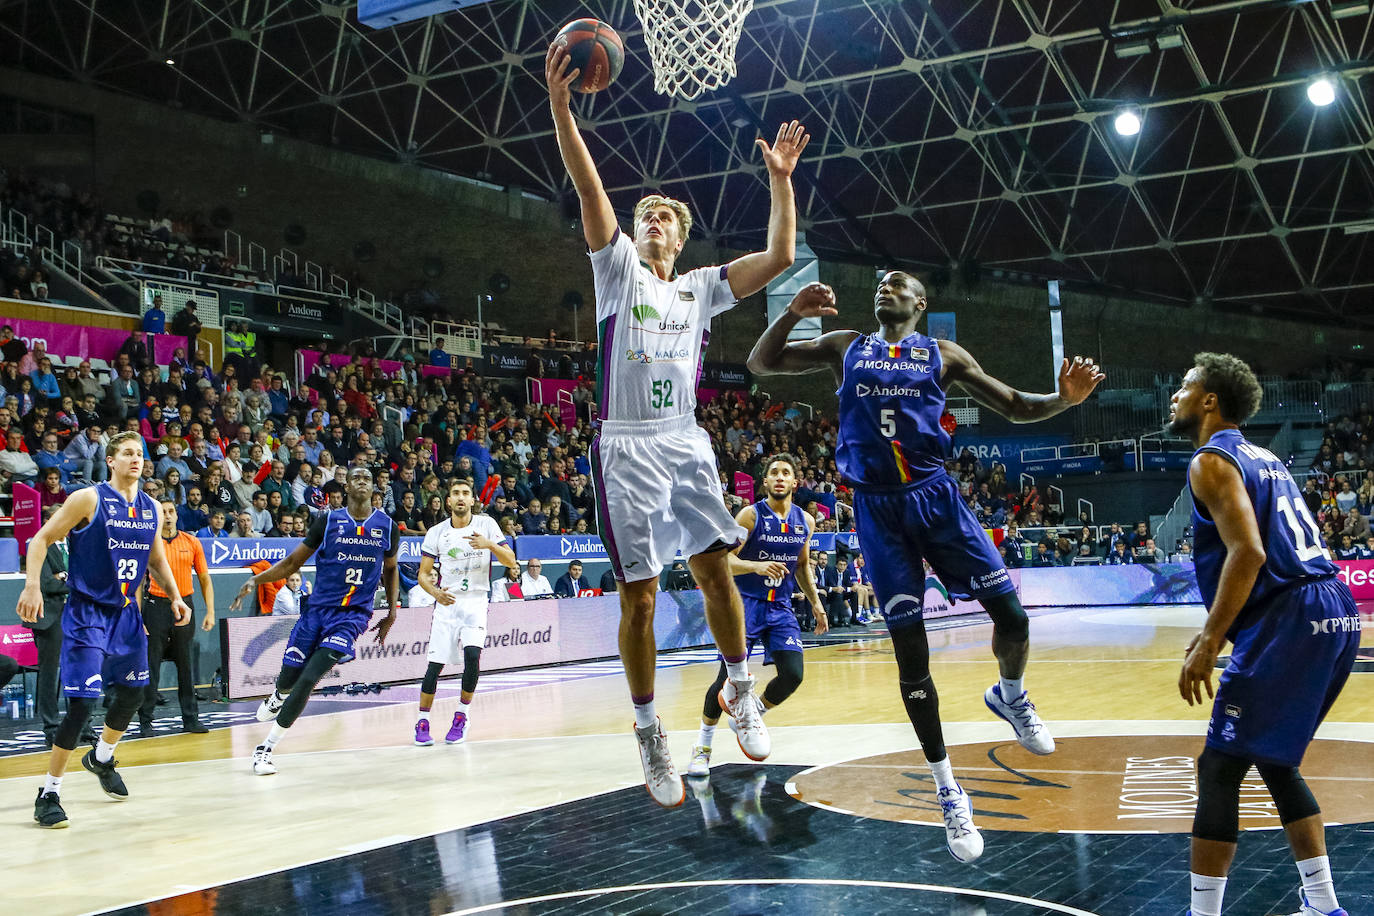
[632, 0, 755, 101]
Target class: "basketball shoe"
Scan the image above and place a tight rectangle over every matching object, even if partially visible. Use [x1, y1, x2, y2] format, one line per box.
[256, 690, 285, 723]
[33, 789, 68, 828]
[1289, 888, 1348, 916]
[251, 744, 277, 775]
[984, 684, 1055, 755]
[414, 719, 434, 746]
[634, 718, 684, 808]
[82, 749, 129, 800]
[445, 711, 467, 744]
[686, 744, 711, 777]
[719, 675, 770, 761]
[938, 784, 984, 862]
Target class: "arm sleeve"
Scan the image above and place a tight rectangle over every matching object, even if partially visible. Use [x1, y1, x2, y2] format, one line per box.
[386, 520, 400, 558]
[190, 537, 207, 575]
[303, 512, 328, 550]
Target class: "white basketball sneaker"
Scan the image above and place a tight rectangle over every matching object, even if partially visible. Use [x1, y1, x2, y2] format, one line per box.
[938, 784, 984, 862]
[719, 675, 770, 761]
[686, 744, 712, 777]
[255, 691, 285, 723]
[251, 744, 277, 776]
[984, 684, 1055, 755]
[634, 719, 684, 808]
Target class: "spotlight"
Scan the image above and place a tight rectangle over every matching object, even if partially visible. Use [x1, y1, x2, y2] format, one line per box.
[1330, 1, 1371, 20]
[1307, 75, 1337, 106]
[1113, 107, 1142, 136]
[1112, 38, 1153, 59]
[164, 58, 176, 65]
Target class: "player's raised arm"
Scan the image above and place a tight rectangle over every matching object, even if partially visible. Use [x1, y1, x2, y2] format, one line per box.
[748, 282, 855, 380]
[942, 344, 1105, 424]
[546, 44, 617, 251]
[1178, 451, 1267, 706]
[726, 121, 810, 298]
[17, 487, 97, 622]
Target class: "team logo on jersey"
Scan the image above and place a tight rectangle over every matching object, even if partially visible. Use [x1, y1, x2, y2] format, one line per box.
[370, 527, 385, 539]
[632, 304, 661, 324]
[678, 290, 695, 301]
[142, 510, 154, 519]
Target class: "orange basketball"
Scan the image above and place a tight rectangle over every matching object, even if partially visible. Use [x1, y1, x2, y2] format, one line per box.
[554, 19, 625, 93]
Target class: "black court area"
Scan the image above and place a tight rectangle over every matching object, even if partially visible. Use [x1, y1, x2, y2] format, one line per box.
[106, 765, 1374, 916]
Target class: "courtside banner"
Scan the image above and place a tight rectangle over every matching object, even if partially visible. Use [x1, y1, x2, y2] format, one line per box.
[1334, 560, 1374, 599]
[515, 534, 608, 561]
[221, 590, 709, 699]
[199, 536, 426, 569]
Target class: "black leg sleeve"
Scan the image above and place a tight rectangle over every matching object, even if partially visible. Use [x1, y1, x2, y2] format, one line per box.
[421, 661, 444, 696]
[762, 650, 804, 707]
[703, 660, 729, 720]
[891, 623, 946, 762]
[275, 648, 346, 728]
[460, 646, 481, 694]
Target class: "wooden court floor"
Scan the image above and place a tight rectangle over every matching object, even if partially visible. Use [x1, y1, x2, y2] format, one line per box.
[1, 603, 1371, 916]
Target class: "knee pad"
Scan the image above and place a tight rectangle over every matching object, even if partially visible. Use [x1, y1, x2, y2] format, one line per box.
[421, 662, 444, 696]
[1257, 763, 1321, 825]
[104, 685, 144, 732]
[461, 646, 481, 694]
[54, 697, 95, 750]
[1192, 748, 1251, 843]
[984, 594, 1029, 643]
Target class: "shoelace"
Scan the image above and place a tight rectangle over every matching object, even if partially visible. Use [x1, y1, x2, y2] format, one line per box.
[732, 683, 763, 730]
[940, 792, 975, 837]
[1005, 694, 1042, 732]
[646, 733, 674, 784]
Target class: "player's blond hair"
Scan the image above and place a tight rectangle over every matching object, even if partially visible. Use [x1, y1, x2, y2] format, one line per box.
[633, 194, 693, 241]
[105, 430, 143, 460]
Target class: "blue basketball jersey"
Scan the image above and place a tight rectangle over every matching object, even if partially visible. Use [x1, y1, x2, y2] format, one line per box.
[306, 507, 398, 611]
[836, 332, 949, 487]
[736, 500, 809, 606]
[68, 483, 160, 608]
[1190, 429, 1337, 639]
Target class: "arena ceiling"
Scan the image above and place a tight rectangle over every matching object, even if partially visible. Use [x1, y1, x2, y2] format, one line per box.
[3, 0, 1373, 323]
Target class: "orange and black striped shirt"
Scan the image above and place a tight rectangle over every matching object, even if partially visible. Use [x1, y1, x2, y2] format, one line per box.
[148, 531, 207, 599]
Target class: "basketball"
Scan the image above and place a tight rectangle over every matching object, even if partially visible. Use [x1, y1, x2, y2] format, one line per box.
[553, 19, 624, 93]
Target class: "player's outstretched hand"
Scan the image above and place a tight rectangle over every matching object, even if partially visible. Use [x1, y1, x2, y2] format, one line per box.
[545, 44, 580, 109]
[17, 584, 42, 624]
[1058, 356, 1105, 406]
[172, 598, 193, 627]
[371, 612, 397, 645]
[757, 120, 810, 178]
[229, 579, 254, 613]
[787, 282, 837, 319]
[756, 560, 789, 581]
[1178, 631, 1217, 706]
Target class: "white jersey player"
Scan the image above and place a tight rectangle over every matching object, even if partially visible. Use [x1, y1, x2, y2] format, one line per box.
[547, 41, 810, 807]
[412, 479, 516, 746]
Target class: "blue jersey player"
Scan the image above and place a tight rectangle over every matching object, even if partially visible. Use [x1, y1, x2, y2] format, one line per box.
[1169, 354, 1359, 916]
[19, 431, 192, 828]
[749, 273, 1104, 862]
[686, 454, 826, 777]
[230, 466, 399, 776]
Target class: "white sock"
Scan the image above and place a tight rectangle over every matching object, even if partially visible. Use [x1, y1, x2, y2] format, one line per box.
[999, 676, 1024, 701]
[457, 701, 470, 715]
[698, 722, 716, 748]
[42, 774, 63, 796]
[724, 657, 749, 681]
[1297, 856, 1339, 913]
[264, 723, 287, 750]
[929, 756, 957, 791]
[95, 739, 117, 764]
[633, 699, 657, 731]
[1188, 873, 1226, 916]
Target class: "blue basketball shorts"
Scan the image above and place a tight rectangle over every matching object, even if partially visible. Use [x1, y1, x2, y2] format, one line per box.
[733, 595, 805, 665]
[61, 594, 149, 698]
[281, 605, 372, 668]
[1207, 577, 1360, 768]
[853, 475, 1015, 632]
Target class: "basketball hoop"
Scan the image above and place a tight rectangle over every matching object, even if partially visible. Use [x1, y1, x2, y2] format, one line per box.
[632, 0, 754, 100]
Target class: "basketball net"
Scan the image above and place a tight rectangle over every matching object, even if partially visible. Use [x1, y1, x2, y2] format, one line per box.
[633, 0, 754, 100]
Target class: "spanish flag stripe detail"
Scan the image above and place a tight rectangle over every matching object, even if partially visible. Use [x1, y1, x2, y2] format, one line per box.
[127, 507, 137, 518]
[355, 525, 364, 536]
[891, 440, 913, 484]
[767, 588, 776, 602]
[780, 522, 788, 533]
[341, 584, 356, 606]
[888, 344, 901, 358]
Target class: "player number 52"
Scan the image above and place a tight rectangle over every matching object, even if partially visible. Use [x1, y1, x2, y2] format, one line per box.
[651, 379, 675, 409]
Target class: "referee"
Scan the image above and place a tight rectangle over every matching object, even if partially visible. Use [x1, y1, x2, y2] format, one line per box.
[140, 497, 217, 736]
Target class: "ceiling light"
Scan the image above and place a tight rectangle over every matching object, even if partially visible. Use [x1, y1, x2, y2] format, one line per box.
[1343, 221, 1374, 235]
[1113, 38, 1153, 59]
[1113, 106, 1142, 136]
[1307, 75, 1337, 106]
[1331, 1, 1371, 20]
[1155, 28, 1184, 49]
[164, 58, 175, 65]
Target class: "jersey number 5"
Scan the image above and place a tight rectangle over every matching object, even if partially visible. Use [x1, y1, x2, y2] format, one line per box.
[879, 408, 896, 438]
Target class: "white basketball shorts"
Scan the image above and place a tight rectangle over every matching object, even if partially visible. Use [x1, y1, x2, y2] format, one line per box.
[589, 414, 748, 583]
[426, 598, 488, 666]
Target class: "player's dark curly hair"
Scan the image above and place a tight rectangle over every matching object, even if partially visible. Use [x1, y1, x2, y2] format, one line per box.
[1194, 352, 1263, 424]
[764, 452, 800, 478]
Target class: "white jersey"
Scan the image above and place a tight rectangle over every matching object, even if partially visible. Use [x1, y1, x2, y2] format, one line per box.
[590, 230, 737, 425]
[420, 514, 506, 601]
